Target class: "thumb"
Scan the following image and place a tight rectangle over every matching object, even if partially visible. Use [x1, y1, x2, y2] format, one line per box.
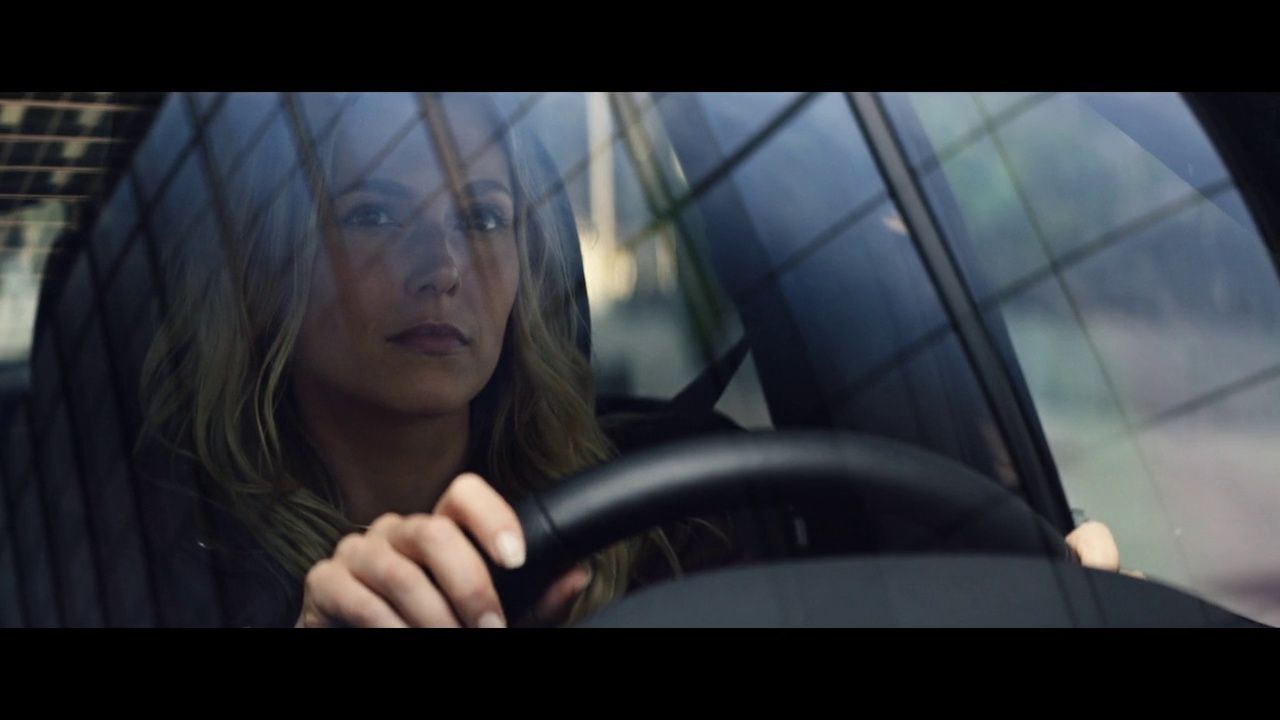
[1066, 520, 1120, 571]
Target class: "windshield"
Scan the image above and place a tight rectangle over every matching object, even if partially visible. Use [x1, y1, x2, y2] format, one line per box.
[1, 92, 1276, 627]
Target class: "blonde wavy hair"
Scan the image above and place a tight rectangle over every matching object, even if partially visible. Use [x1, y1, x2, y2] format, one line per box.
[140, 93, 666, 624]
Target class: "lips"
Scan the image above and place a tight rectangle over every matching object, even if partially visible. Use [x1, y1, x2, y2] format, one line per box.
[387, 322, 469, 356]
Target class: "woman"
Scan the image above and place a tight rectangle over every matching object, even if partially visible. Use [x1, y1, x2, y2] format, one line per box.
[140, 92, 1126, 628]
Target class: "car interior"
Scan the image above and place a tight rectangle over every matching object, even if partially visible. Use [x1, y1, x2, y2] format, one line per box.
[1, 92, 1276, 627]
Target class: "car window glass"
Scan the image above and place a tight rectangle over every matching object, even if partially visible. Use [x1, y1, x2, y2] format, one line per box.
[886, 91, 1280, 624]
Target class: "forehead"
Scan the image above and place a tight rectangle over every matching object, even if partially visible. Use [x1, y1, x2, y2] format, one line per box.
[327, 93, 511, 197]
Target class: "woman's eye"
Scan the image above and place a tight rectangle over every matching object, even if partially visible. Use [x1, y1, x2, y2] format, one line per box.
[458, 205, 510, 234]
[340, 204, 399, 228]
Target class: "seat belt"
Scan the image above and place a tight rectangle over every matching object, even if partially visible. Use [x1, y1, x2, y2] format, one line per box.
[667, 335, 799, 557]
[669, 335, 752, 415]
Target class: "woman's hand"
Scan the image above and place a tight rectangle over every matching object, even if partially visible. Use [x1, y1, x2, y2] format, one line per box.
[1065, 520, 1145, 579]
[295, 472, 591, 628]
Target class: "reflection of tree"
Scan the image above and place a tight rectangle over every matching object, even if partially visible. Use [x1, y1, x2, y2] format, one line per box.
[607, 92, 736, 365]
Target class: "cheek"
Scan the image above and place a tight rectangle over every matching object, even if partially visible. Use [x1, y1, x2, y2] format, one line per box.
[498, 243, 521, 312]
[294, 286, 341, 373]
[470, 239, 522, 324]
[299, 257, 347, 345]
[296, 249, 389, 361]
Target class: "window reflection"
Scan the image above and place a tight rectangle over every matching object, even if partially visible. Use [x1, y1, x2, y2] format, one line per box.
[890, 91, 1280, 624]
[664, 92, 1014, 481]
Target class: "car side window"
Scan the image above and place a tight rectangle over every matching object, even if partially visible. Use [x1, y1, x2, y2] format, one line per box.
[884, 91, 1280, 624]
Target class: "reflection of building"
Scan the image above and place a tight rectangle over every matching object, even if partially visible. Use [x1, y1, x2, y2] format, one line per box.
[0, 93, 163, 389]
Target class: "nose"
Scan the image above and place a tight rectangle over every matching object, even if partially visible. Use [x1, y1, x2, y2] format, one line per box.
[404, 219, 462, 297]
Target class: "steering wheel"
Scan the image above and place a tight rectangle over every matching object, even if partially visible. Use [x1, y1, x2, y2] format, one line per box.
[490, 430, 1073, 622]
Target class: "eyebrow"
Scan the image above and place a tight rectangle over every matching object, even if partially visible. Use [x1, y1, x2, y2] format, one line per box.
[334, 177, 512, 201]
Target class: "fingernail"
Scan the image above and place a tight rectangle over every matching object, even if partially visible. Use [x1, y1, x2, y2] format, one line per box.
[495, 530, 525, 569]
[477, 611, 506, 629]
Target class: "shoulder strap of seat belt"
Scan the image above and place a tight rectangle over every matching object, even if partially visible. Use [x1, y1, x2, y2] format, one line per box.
[669, 335, 752, 415]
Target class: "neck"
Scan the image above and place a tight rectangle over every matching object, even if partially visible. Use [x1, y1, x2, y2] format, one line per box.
[292, 380, 471, 527]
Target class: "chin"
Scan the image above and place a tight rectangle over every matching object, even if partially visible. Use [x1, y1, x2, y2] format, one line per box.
[378, 386, 476, 418]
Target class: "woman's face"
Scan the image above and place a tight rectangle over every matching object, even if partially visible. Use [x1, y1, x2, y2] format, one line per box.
[292, 94, 521, 418]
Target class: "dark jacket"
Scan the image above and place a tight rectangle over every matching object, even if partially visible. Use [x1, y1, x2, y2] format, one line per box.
[167, 407, 758, 627]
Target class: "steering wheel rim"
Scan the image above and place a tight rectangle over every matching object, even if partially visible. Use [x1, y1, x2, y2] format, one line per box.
[492, 430, 1072, 620]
